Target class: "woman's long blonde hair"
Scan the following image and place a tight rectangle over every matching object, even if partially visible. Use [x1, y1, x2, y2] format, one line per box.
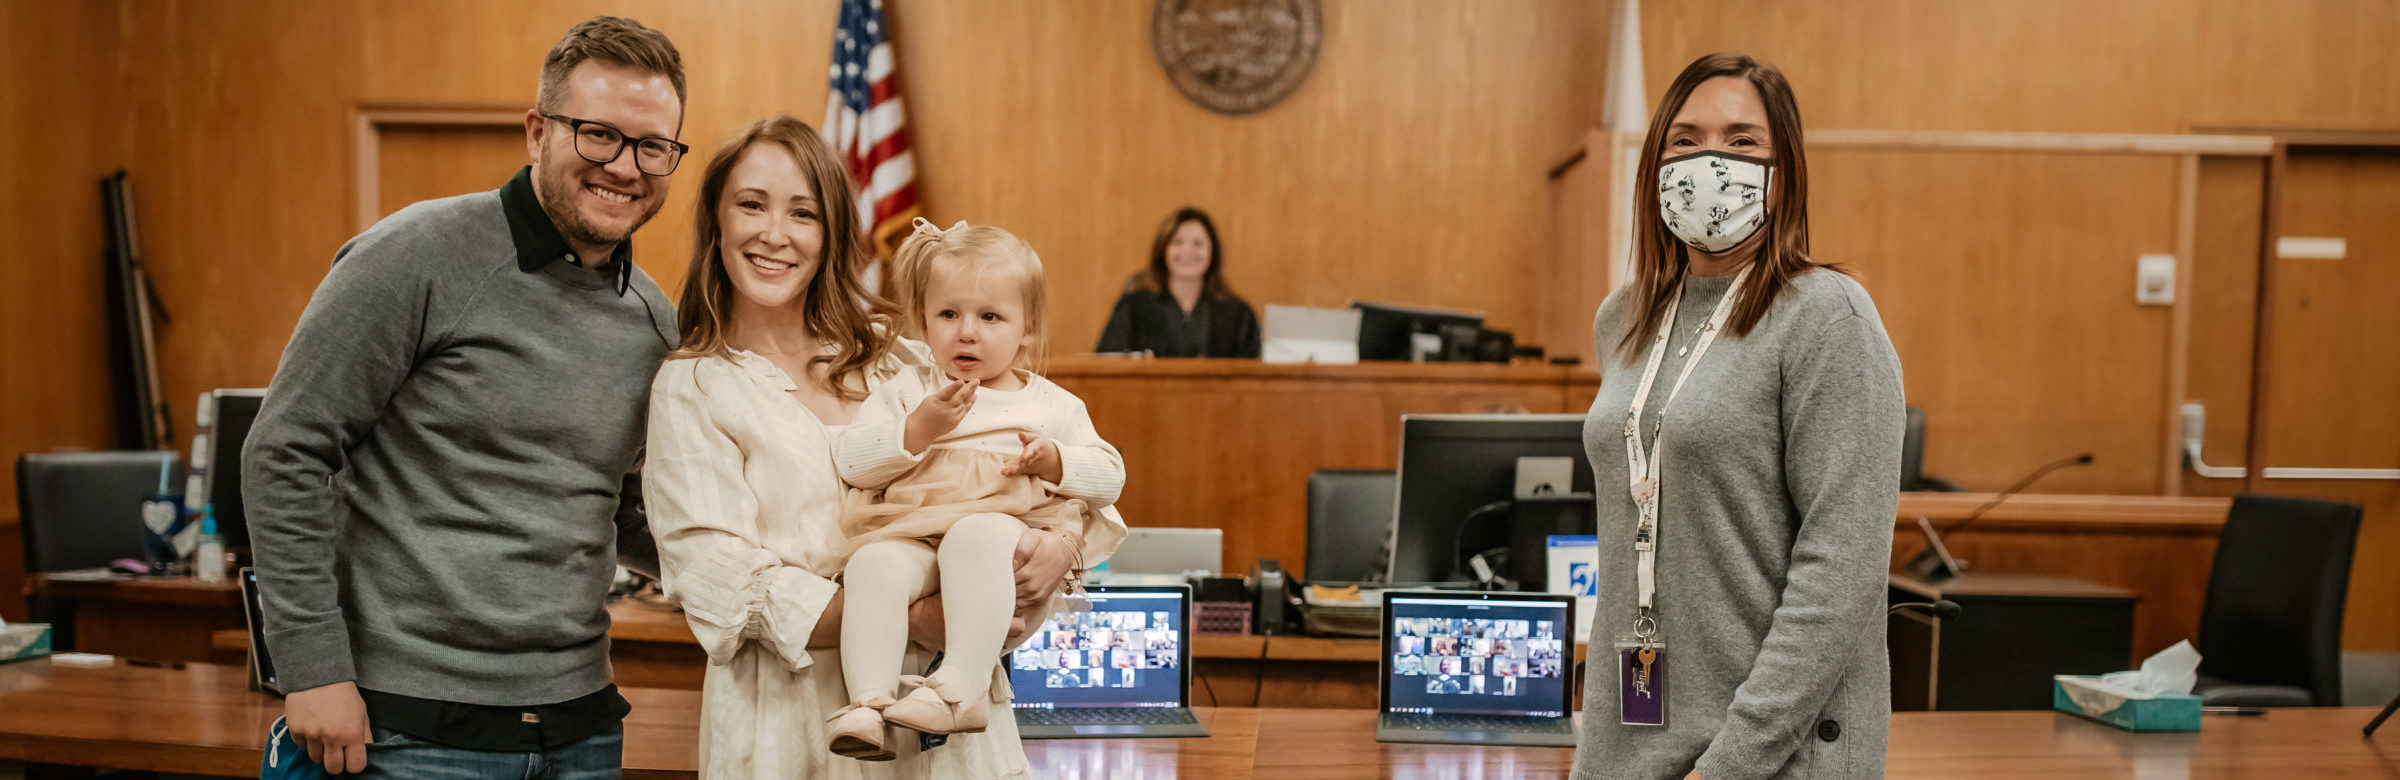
[889, 221, 1050, 374]
[671, 116, 890, 399]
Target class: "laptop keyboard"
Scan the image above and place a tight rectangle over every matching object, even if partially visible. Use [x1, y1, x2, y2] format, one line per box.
[1385, 713, 1573, 734]
[1018, 708, 1200, 726]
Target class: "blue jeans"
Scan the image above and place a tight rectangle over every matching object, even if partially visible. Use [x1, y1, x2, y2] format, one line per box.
[355, 724, 623, 780]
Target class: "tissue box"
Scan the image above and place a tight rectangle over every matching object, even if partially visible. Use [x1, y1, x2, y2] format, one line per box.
[2053, 675, 2200, 732]
[0, 623, 51, 664]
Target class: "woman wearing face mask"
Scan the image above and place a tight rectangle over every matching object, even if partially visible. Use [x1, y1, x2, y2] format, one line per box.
[1572, 54, 1902, 780]
[1093, 207, 1261, 358]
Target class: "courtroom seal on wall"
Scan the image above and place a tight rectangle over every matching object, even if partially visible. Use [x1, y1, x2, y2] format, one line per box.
[1152, 0, 1323, 117]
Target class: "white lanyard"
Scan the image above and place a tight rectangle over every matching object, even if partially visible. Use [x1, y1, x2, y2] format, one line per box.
[1621, 266, 1750, 631]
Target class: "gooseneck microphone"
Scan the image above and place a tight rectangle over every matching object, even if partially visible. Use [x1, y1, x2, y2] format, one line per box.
[1905, 453, 2093, 580]
[1937, 453, 2095, 537]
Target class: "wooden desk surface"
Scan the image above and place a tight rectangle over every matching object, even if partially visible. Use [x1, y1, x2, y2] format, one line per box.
[1895, 493, 2230, 532]
[6, 658, 2398, 779]
[26, 572, 241, 607]
[1890, 572, 2141, 602]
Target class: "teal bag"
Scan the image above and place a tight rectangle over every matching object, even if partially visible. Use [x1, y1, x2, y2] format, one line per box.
[259, 715, 332, 780]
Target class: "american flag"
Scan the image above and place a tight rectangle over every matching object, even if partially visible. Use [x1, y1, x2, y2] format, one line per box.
[823, 0, 920, 294]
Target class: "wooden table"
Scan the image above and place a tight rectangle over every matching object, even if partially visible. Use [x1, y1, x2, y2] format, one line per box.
[25, 572, 246, 665]
[0, 657, 699, 779]
[6, 658, 2399, 779]
[1892, 492, 2228, 660]
[1890, 573, 2139, 711]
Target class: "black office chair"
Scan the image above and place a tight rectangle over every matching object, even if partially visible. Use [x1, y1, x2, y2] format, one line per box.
[1901, 405, 1966, 492]
[15, 450, 183, 648]
[2191, 495, 2360, 707]
[1304, 469, 1397, 584]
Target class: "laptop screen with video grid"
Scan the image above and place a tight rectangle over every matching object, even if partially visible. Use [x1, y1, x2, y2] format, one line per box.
[1382, 593, 1573, 718]
[1008, 586, 1189, 710]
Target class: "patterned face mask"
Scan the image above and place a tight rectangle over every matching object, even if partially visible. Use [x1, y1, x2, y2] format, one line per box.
[1656, 150, 1771, 254]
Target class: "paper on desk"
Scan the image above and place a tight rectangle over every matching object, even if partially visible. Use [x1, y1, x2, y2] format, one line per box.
[1303, 585, 1379, 607]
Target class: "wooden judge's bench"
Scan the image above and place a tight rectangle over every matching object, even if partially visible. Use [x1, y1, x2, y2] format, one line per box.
[1043, 355, 1603, 581]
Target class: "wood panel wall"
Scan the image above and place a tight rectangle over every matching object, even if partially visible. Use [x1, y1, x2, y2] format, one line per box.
[2180, 150, 2400, 653]
[6, 0, 1610, 473]
[1635, 0, 2400, 653]
[897, 0, 1610, 357]
[1, 2, 124, 526]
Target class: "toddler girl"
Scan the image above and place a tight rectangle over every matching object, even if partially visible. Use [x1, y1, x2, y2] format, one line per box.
[826, 218, 1127, 758]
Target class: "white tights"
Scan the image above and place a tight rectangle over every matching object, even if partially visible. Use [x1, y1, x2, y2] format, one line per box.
[840, 512, 1027, 705]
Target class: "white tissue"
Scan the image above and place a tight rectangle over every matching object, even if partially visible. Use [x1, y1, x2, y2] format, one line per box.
[2097, 639, 2201, 696]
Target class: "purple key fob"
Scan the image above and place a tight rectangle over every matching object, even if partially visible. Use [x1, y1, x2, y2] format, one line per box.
[1618, 643, 1667, 727]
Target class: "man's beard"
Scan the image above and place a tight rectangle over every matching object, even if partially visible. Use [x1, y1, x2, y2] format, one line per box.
[534, 151, 664, 254]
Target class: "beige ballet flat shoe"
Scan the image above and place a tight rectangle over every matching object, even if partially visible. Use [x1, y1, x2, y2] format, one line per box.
[827, 695, 898, 761]
[880, 675, 989, 735]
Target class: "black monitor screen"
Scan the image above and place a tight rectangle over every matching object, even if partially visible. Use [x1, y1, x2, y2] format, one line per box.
[1383, 594, 1571, 717]
[203, 390, 265, 551]
[1352, 301, 1483, 362]
[1008, 588, 1187, 709]
[1388, 414, 1593, 584]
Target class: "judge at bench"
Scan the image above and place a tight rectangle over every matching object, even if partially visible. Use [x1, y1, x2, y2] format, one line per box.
[1094, 207, 1261, 358]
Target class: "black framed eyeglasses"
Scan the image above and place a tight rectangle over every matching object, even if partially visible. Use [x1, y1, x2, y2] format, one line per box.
[542, 113, 689, 176]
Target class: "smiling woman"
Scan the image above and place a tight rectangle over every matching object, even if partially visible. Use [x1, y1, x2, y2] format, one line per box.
[669, 115, 887, 411]
[1093, 207, 1261, 358]
[644, 115, 1074, 778]
[1573, 53, 1902, 780]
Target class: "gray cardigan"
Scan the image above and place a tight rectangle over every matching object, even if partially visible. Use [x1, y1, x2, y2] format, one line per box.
[1572, 269, 1903, 780]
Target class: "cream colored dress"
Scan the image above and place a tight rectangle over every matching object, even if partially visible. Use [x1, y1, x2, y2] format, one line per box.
[642, 340, 1030, 780]
[835, 368, 1129, 566]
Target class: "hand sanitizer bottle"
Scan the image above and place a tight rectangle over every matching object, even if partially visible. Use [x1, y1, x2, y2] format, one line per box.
[194, 505, 227, 585]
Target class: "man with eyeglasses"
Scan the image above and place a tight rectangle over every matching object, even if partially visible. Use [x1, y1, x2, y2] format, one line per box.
[246, 16, 685, 778]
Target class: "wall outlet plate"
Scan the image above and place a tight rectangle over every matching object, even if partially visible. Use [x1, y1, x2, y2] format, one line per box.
[2136, 254, 2176, 306]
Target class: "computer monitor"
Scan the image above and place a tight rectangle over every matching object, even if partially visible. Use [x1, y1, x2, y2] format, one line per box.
[1351, 301, 1483, 362]
[1387, 414, 1594, 586]
[192, 389, 266, 553]
[1902, 405, 1927, 489]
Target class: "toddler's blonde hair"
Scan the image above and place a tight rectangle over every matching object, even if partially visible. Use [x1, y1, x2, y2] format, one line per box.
[891, 220, 1049, 373]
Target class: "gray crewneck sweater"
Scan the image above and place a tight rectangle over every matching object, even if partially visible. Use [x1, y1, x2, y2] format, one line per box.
[245, 181, 675, 705]
[1573, 268, 1903, 780]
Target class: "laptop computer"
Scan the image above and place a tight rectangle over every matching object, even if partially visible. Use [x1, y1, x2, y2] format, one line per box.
[1376, 589, 1576, 747]
[1108, 527, 1221, 576]
[1010, 585, 1208, 739]
[237, 566, 283, 695]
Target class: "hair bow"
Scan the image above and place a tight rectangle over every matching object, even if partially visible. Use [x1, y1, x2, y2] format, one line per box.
[911, 217, 968, 238]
